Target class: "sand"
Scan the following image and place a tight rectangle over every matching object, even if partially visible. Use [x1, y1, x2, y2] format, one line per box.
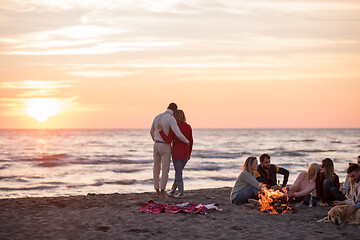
[0, 187, 358, 240]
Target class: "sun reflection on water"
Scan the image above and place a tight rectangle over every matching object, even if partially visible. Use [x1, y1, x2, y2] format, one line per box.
[35, 138, 47, 158]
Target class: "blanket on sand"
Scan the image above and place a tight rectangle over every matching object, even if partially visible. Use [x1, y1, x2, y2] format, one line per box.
[140, 200, 221, 215]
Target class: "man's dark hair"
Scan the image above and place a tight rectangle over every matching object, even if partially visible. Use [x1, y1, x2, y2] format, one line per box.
[260, 153, 271, 163]
[167, 103, 178, 112]
[347, 163, 360, 174]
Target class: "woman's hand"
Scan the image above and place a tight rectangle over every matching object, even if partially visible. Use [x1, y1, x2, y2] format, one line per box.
[271, 185, 281, 191]
[287, 191, 295, 198]
[158, 125, 163, 132]
[333, 200, 346, 206]
[319, 202, 328, 207]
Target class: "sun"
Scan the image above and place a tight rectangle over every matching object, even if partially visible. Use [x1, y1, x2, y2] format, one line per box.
[26, 98, 61, 122]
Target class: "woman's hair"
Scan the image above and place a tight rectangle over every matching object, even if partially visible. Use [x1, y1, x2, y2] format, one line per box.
[305, 163, 321, 182]
[321, 158, 335, 181]
[242, 156, 257, 173]
[174, 110, 186, 123]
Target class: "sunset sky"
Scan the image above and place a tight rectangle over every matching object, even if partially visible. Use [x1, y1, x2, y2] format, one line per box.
[0, 0, 359, 129]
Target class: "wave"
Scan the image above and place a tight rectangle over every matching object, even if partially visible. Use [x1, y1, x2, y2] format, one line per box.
[41, 181, 65, 185]
[288, 139, 316, 142]
[0, 164, 11, 170]
[66, 181, 104, 188]
[273, 163, 307, 168]
[207, 176, 236, 181]
[104, 180, 137, 185]
[300, 149, 338, 153]
[192, 150, 248, 159]
[72, 158, 152, 165]
[274, 151, 306, 157]
[0, 186, 58, 191]
[0, 175, 42, 182]
[20, 153, 70, 162]
[16, 178, 29, 183]
[92, 180, 104, 186]
[36, 153, 69, 161]
[187, 165, 221, 171]
[23, 147, 36, 150]
[37, 161, 66, 167]
[113, 169, 142, 173]
[66, 179, 137, 189]
[275, 149, 339, 157]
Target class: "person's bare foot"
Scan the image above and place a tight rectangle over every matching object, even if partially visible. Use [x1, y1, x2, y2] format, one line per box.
[159, 189, 167, 198]
[156, 189, 160, 198]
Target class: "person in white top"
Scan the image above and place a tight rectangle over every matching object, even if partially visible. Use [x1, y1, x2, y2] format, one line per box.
[334, 164, 360, 217]
[342, 155, 360, 195]
[150, 103, 189, 198]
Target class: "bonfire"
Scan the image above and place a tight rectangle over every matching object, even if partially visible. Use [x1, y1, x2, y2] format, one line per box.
[257, 186, 294, 214]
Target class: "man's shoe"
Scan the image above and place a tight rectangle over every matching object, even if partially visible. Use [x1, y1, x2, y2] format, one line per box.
[166, 191, 175, 197]
[174, 194, 184, 199]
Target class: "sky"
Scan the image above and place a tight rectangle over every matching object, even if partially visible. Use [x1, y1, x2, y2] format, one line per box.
[0, 0, 359, 129]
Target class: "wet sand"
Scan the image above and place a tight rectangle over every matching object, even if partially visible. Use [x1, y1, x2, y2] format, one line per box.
[0, 187, 358, 240]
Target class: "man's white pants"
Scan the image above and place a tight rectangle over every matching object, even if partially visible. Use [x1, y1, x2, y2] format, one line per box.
[153, 142, 172, 190]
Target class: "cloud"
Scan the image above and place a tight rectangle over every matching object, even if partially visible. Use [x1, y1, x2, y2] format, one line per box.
[0, 80, 74, 98]
[6, 39, 182, 55]
[67, 71, 138, 78]
[1, 80, 73, 89]
[1, 0, 359, 58]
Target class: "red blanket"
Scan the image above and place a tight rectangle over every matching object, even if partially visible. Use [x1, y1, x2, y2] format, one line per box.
[140, 200, 220, 215]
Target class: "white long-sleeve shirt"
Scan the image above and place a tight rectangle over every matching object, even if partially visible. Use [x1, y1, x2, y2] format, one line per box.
[345, 181, 360, 207]
[150, 109, 189, 144]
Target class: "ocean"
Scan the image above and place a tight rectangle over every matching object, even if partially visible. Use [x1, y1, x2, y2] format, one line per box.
[0, 129, 359, 199]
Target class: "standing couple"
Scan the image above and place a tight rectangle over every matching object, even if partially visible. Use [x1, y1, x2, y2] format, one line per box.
[150, 103, 193, 198]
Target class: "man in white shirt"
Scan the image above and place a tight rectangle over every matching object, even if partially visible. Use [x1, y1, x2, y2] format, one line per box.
[150, 103, 189, 198]
[334, 164, 360, 217]
[342, 155, 360, 195]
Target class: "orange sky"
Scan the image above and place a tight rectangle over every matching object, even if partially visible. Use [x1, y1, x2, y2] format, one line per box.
[0, 0, 359, 129]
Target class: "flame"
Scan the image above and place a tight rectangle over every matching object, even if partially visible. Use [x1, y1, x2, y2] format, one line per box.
[258, 186, 291, 214]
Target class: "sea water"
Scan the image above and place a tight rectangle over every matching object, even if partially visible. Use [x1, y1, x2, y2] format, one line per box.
[0, 129, 359, 199]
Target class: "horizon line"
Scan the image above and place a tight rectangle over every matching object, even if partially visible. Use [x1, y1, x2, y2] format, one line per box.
[0, 127, 359, 130]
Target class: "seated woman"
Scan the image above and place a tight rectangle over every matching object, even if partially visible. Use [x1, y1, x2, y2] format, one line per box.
[308, 158, 346, 206]
[287, 163, 320, 201]
[230, 156, 263, 205]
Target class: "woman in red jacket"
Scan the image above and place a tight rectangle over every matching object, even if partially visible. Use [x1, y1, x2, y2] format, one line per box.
[309, 158, 346, 206]
[159, 110, 193, 198]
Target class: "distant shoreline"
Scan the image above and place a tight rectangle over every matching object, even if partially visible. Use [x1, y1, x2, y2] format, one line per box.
[1, 128, 359, 130]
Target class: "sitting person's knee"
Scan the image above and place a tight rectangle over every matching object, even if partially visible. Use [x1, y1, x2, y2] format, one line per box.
[323, 178, 333, 187]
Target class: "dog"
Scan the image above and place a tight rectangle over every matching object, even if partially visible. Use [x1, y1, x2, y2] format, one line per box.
[318, 205, 360, 225]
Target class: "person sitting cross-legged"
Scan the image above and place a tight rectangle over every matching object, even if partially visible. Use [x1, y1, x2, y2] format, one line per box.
[255, 153, 289, 190]
[230, 156, 264, 205]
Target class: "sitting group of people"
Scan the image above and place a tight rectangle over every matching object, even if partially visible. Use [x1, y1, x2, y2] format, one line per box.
[230, 154, 360, 216]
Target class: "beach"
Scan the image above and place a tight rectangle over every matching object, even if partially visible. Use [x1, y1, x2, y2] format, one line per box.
[0, 187, 358, 240]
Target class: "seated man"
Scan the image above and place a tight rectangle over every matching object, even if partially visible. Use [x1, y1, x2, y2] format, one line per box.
[342, 155, 360, 194]
[334, 164, 360, 217]
[255, 153, 289, 189]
